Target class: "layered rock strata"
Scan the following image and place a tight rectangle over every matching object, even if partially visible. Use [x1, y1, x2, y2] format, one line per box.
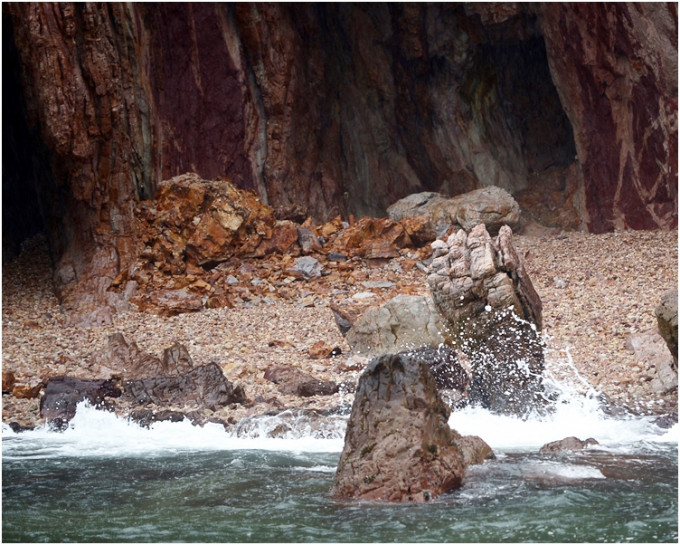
[428, 225, 545, 415]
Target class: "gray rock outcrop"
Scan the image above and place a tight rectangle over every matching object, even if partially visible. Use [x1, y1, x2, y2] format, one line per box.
[332, 349, 493, 502]
[655, 290, 678, 365]
[387, 187, 521, 236]
[427, 224, 545, 416]
[626, 331, 678, 394]
[539, 436, 599, 453]
[345, 294, 452, 357]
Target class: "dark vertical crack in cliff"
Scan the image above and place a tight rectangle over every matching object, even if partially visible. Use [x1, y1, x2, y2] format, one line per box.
[2, 12, 61, 263]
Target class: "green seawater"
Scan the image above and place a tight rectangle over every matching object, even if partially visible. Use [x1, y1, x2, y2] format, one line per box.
[2, 445, 677, 542]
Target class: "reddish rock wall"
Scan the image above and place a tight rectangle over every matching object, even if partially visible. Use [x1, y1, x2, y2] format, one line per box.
[4, 3, 676, 309]
[538, 3, 678, 232]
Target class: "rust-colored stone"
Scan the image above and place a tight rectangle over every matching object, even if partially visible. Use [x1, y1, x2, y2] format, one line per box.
[2, 371, 16, 394]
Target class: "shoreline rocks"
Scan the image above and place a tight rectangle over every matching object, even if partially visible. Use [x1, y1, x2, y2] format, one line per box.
[2, 228, 677, 431]
[345, 294, 452, 357]
[332, 349, 493, 503]
[427, 224, 546, 416]
[539, 436, 600, 453]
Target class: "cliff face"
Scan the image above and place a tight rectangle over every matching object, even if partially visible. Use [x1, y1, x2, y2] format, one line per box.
[539, 3, 678, 232]
[4, 3, 677, 309]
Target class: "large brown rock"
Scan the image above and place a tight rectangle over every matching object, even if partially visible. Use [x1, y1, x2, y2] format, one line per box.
[428, 225, 546, 416]
[332, 350, 492, 503]
[139, 173, 277, 270]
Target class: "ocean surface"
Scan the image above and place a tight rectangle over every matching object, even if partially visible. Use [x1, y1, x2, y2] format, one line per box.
[2, 368, 678, 543]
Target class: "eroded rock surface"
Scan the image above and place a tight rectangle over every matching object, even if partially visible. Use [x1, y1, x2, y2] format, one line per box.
[626, 331, 678, 394]
[5, 3, 675, 317]
[332, 350, 492, 502]
[84, 333, 164, 379]
[123, 362, 246, 410]
[428, 224, 545, 415]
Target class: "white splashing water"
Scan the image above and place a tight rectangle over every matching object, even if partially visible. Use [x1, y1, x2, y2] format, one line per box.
[2, 348, 676, 459]
[451, 347, 678, 452]
[2, 404, 346, 459]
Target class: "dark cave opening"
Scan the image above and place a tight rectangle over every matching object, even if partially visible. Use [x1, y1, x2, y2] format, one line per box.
[489, 34, 577, 175]
[2, 13, 59, 264]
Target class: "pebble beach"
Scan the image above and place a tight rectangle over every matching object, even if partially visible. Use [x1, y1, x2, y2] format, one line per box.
[2, 228, 677, 428]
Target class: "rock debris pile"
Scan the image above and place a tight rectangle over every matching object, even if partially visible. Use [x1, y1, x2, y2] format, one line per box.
[116, 173, 438, 317]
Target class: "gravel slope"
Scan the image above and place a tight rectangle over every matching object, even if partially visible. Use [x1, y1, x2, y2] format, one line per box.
[2, 228, 677, 427]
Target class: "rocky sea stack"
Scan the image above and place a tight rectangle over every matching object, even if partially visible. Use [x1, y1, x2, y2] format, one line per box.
[332, 349, 492, 503]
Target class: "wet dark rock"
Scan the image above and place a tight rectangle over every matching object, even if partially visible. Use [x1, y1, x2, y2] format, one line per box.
[653, 412, 678, 429]
[403, 345, 469, 393]
[332, 350, 492, 502]
[40, 377, 123, 425]
[128, 408, 187, 428]
[8, 421, 36, 433]
[539, 436, 600, 453]
[263, 365, 339, 397]
[123, 362, 246, 410]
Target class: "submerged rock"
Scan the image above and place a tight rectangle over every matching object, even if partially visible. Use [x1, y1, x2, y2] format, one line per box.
[428, 224, 545, 416]
[332, 350, 492, 503]
[539, 436, 600, 453]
